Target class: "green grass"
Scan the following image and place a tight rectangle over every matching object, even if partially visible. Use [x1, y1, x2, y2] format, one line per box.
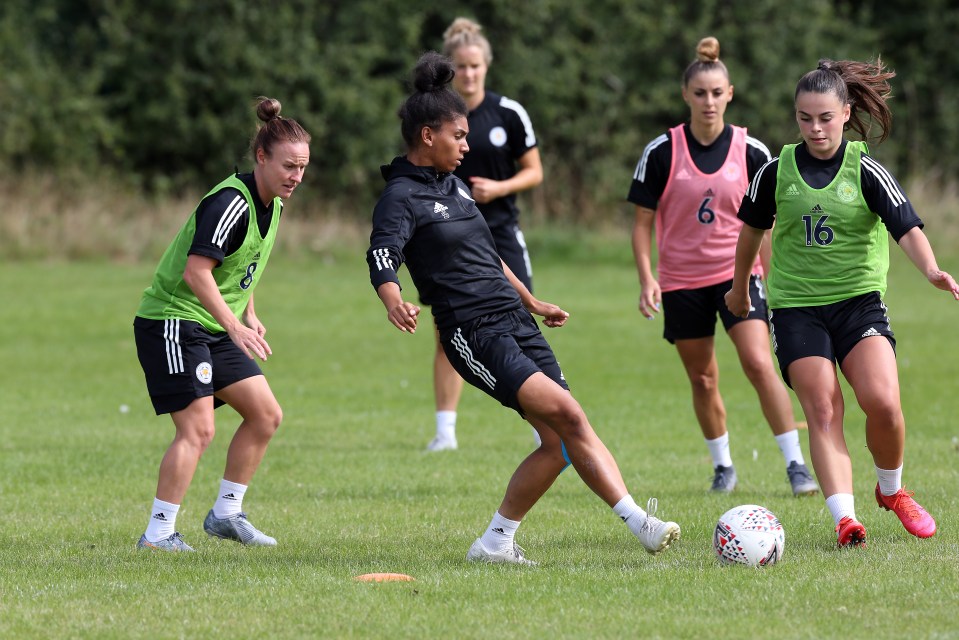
[2, 240, 959, 639]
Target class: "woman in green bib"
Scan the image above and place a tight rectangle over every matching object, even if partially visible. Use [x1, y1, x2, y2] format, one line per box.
[133, 97, 311, 551]
[726, 59, 958, 548]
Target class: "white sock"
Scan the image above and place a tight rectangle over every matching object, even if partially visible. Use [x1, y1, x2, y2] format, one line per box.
[825, 493, 857, 526]
[144, 498, 179, 542]
[479, 511, 521, 553]
[213, 479, 247, 519]
[876, 464, 903, 496]
[774, 430, 806, 465]
[612, 495, 648, 538]
[706, 433, 733, 468]
[436, 411, 457, 441]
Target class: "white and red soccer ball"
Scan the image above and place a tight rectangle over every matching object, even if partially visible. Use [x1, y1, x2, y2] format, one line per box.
[713, 504, 785, 567]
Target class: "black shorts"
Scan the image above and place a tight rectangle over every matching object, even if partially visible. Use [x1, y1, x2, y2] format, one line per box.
[133, 317, 263, 415]
[661, 275, 768, 344]
[768, 292, 896, 388]
[439, 308, 568, 416]
[490, 223, 533, 292]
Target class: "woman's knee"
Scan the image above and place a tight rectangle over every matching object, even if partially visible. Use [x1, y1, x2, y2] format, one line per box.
[176, 422, 216, 451]
[542, 399, 591, 440]
[739, 354, 775, 385]
[257, 401, 283, 435]
[537, 439, 572, 469]
[861, 399, 902, 430]
[687, 369, 719, 396]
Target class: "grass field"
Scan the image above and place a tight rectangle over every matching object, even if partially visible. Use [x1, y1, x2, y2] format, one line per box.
[2, 238, 958, 639]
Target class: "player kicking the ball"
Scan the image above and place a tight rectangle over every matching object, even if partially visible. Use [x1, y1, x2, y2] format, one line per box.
[367, 52, 680, 564]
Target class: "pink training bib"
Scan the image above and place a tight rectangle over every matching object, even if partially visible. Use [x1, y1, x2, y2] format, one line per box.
[655, 124, 762, 292]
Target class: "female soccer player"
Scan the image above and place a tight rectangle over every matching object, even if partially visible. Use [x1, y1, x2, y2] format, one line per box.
[133, 97, 310, 551]
[424, 17, 544, 451]
[628, 37, 816, 496]
[368, 52, 680, 564]
[726, 58, 958, 546]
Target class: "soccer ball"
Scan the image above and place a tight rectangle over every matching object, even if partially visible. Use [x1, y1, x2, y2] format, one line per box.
[713, 504, 785, 567]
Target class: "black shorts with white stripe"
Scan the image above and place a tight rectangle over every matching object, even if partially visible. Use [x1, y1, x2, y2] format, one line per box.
[490, 223, 533, 292]
[133, 316, 262, 415]
[768, 291, 896, 388]
[439, 308, 569, 416]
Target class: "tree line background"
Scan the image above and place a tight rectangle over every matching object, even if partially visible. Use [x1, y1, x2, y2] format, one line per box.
[2, 0, 957, 223]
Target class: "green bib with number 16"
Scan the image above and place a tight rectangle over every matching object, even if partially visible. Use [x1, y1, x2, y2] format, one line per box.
[769, 141, 888, 308]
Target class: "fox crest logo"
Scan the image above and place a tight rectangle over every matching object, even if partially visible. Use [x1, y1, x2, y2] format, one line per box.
[836, 180, 858, 203]
[196, 362, 213, 384]
[722, 163, 742, 181]
[433, 202, 450, 219]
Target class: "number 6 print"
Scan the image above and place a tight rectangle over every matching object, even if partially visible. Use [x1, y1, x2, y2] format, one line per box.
[697, 197, 716, 224]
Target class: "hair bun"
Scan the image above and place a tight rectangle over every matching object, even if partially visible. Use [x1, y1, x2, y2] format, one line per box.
[444, 17, 482, 41]
[255, 97, 282, 122]
[412, 51, 456, 93]
[696, 37, 720, 63]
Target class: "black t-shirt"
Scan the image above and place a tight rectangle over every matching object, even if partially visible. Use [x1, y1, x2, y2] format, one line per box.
[189, 172, 277, 265]
[367, 156, 523, 331]
[738, 141, 922, 241]
[626, 123, 771, 209]
[454, 91, 538, 230]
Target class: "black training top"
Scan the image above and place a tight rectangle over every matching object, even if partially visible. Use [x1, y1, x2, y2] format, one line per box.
[189, 172, 278, 265]
[738, 141, 922, 242]
[367, 156, 523, 331]
[454, 91, 538, 230]
[627, 123, 771, 209]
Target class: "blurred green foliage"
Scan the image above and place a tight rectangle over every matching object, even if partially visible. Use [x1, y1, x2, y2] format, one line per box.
[1, 0, 956, 219]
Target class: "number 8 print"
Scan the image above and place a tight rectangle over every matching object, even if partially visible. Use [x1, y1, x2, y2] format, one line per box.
[240, 261, 258, 289]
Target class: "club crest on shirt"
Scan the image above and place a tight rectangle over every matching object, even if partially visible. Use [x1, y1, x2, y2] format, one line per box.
[723, 163, 742, 181]
[433, 202, 450, 219]
[196, 362, 213, 384]
[488, 126, 507, 147]
[836, 180, 858, 203]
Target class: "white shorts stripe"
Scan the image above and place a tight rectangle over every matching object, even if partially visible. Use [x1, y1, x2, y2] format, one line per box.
[514, 227, 533, 280]
[451, 329, 496, 390]
[163, 319, 184, 374]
